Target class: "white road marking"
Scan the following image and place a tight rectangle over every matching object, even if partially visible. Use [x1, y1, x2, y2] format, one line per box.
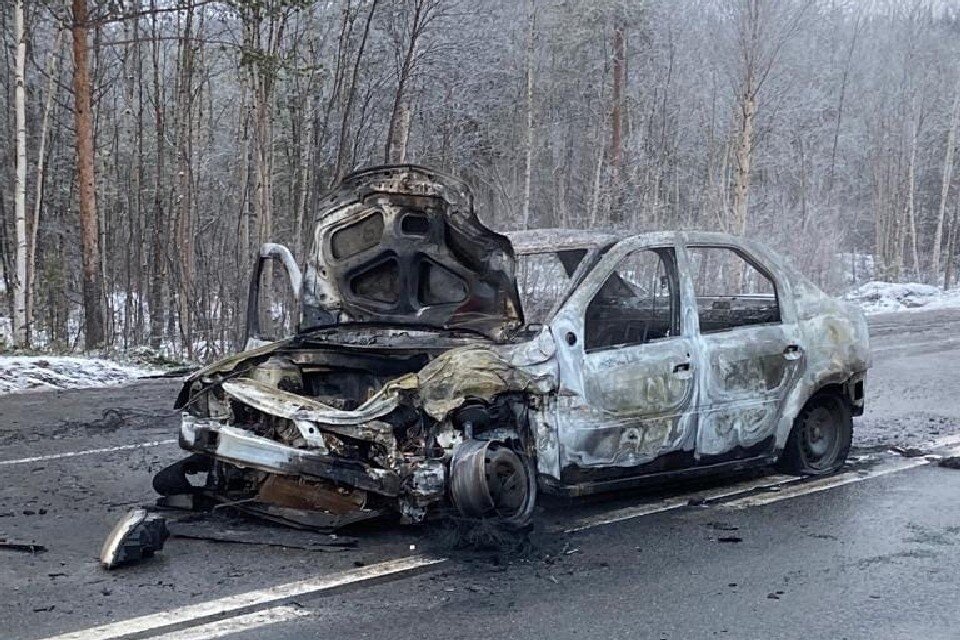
[566, 434, 960, 532]
[563, 473, 800, 533]
[722, 442, 960, 509]
[872, 337, 960, 354]
[0, 439, 177, 466]
[146, 605, 313, 640]
[38, 555, 445, 640]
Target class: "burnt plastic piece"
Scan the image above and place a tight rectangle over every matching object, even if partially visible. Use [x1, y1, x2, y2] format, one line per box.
[100, 509, 169, 569]
[153, 453, 213, 496]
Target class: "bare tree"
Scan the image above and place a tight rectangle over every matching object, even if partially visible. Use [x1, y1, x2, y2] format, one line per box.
[520, 0, 536, 230]
[71, 0, 105, 349]
[12, 0, 27, 348]
[932, 73, 960, 285]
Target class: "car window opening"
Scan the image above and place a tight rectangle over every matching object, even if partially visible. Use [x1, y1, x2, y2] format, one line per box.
[584, 247, 679, 352]
[687, 246, 781, 333]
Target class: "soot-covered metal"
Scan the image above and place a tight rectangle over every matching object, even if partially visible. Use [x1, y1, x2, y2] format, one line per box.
[153, 165, 870, 530]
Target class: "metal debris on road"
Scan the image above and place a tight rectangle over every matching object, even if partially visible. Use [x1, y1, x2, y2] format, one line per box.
[0, 539, 48, 553]
[100, 508, 169, 569]
[938, 456, 960, 469]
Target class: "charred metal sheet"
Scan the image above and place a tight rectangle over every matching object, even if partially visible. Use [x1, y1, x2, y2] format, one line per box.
[157, 174, 870, 531]
[100, 509, 169, 569]
[257, 475, 366, 515]
[167, 519, 358, 551]
[180, 418, 401, 496]
[416, 345, 535, 419]
[236, 503, 383, 531]
[301, 165, 523, 339]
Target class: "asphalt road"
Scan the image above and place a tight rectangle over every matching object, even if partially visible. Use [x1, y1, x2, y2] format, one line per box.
[2, 309, 960, 640]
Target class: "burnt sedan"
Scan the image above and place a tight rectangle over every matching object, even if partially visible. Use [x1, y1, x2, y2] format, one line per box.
[154, 165, 870, 529]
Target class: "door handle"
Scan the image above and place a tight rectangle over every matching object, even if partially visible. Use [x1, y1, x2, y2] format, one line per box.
[672, 362, 692, 378]
[783, 344, 803, 360]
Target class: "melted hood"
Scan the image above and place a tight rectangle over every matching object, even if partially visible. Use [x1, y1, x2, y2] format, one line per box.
[300, 165, 523, 340]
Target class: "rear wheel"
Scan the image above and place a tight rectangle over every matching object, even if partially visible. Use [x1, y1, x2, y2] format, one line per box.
[779, 393, 852, 475]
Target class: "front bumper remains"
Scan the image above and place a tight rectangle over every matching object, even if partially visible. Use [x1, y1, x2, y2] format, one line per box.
[179, 414, 401, 496]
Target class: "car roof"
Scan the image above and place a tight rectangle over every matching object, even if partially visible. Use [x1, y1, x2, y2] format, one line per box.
[503, 229, 621, 255]
[504, 228, 759, 256]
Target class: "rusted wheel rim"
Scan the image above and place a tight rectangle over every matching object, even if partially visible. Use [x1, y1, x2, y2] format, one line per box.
[800, 403, 842, 470]
[484, 447, 529, 516]
[450, 440, 535, 524]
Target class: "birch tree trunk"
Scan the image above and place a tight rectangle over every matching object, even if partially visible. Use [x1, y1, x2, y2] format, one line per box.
[174, 3, 196, 359]
[387, 101, 412, 163]
[385, 0, 427, 163]
[905, 108, 921, 279]
[13, 0, 28, 348]
[932, 75, 960, 284]
[608, 19, 625, 225]
[333, 0, 379, 183]
[520, 0, 536, 230]
[27, 27, 63, 346]
[945, 200, 960, 290]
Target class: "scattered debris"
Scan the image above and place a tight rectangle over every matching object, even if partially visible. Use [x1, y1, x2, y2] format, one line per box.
[708, 522, 740, 532]
[891, 446, 928, 458]
[0, 539, 48, 553]
[151, 166, 868, 533]
[938, 456, 960, 469]
[167, 518, 357, 551]
[100, 508, 169, 569]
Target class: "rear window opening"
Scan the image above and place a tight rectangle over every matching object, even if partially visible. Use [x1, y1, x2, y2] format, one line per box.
[687, 246, 781, 333]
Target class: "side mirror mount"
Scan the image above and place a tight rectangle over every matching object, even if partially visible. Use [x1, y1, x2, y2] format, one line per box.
[245, 243, 303, 349]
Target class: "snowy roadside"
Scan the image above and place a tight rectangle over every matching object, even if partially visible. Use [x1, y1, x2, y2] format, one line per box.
[848, 281, 960, 315]
[0, 356, 159, 394]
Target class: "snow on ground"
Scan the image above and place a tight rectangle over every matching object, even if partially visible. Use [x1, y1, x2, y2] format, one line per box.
[0, 356, 155, 394]
[849, 281, 960, 314]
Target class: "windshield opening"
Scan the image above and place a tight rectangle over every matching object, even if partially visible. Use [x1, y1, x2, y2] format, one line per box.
[516, 249, 586, 326]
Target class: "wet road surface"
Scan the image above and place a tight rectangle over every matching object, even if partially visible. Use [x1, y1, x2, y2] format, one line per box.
[2, 309, 960, 640]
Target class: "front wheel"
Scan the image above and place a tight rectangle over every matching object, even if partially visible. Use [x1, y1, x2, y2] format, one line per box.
[449, 440, 537, 529]
[778, 393, 853, 475]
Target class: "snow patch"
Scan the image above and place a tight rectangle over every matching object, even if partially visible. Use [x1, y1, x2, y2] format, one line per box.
[850, 281, 960, 314]
[0, 356, 155, 394]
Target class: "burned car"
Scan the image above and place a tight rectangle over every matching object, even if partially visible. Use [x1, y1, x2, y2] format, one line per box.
[154, 165, 870, 529]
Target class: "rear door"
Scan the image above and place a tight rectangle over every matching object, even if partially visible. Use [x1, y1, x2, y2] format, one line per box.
[681, 243, 803, 460]
[551, 237, 700, 486]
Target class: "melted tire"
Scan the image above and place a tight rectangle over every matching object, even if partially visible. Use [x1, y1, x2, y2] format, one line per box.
[778, 393, 853, 475]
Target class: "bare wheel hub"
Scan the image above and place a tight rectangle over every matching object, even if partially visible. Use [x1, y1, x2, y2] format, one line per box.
[450, 439, 534, 523]
[801, 405, 841, 467]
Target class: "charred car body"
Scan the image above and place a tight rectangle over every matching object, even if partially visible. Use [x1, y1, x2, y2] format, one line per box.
[155, 165, 870, 529]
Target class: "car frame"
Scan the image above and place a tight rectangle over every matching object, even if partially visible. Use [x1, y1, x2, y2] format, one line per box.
[507, 228, 869, 498]
[156, 166, 870, 529]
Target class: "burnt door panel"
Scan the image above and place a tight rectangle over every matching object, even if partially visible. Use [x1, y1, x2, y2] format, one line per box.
[685, 245, 802, 459]
[552, 243, 699, 483]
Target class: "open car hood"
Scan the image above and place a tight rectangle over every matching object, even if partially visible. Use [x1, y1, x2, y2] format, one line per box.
[300, 165, 523, 340]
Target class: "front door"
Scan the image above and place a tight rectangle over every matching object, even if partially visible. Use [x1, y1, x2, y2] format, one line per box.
[551, 240, 699, 486]
[683, 244, 803, 460]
